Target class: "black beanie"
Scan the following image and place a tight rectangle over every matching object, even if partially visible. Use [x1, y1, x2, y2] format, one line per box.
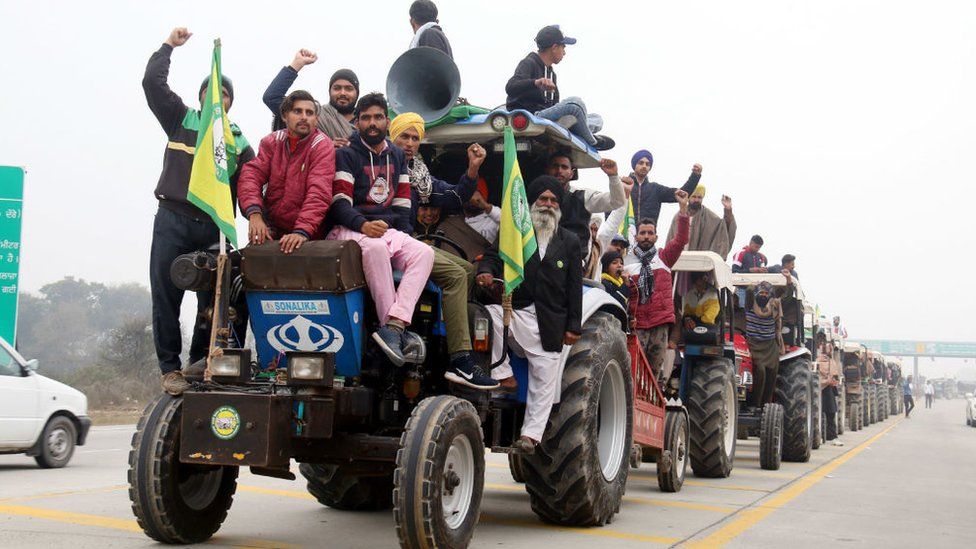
[330, 69, 360, 95]
[601, 250, 622, 273]
[526, 175, 564, 205]
[199, 75, 234, 105]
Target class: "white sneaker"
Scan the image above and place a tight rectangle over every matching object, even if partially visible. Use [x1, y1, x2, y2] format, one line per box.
[831, 440, 845, 447]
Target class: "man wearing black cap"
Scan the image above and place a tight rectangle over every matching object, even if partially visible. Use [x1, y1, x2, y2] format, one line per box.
[505, 25, 614, 151]
[143, 27, 255, 395]
[262, 49, 359, 146]
[476, 175, 583, 453]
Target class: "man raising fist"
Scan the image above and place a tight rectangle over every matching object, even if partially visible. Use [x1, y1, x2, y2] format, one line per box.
[143, 27, 255, 396]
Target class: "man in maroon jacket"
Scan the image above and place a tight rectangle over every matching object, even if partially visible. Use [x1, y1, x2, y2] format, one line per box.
[623, 191, 690, 377]
[238, 90, 335, 253]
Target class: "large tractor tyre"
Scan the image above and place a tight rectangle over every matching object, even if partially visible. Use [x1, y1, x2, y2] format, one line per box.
[848, 402, 859, 432]
[522, 312, 633, 527]
[889, 388, 898, 416]
[863, 389, 872, 426]
[837, 392, 845, 436]
[394, 395, 485, 549]
[508, 454, 526, 483]
[657, 410, 689, 493]
[128, 394, 238, 544]
[811, 381, 822, 451]
[759, 403, 784, 471]
[300, 463, 393, 511]
[34, 415, 77, 469]
[880, 387, 889, 421]
[775, 359, 813, 463]
[687, 358, 737, 478]
[857, 399, 864, 430]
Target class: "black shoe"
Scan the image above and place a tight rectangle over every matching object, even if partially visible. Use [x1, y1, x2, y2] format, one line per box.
[594, 135, 615, 151]
[445, 354, 499, 390]
[372, 326, 406, 366]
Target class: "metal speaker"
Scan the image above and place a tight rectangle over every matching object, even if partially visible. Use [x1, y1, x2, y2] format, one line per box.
[386, 46, 461, 123]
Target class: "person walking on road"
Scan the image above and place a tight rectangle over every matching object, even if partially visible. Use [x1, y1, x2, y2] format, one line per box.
[924, 381, 935, 408]
[904, 375, 916, 418]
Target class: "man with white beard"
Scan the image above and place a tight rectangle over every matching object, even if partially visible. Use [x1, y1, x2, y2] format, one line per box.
[476, 175, 583, 453]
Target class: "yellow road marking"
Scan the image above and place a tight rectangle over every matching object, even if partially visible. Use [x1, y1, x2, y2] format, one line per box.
[623, 496, 734, 513]
[238, 484, 315, 500]
[682, 480, 770, 493]
[686, 418, 903, 548]
[0, 485, 128, 503]
[0, 503, 142, 532]
[481, 514, 680, 545]
[0, 501, 298, 548]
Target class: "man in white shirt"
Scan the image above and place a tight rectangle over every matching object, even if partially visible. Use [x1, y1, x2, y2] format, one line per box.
[463, 180, 500, 242]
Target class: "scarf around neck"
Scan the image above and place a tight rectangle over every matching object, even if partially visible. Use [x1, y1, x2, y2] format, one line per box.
[632, 245, 658, 304]
[316, 102, 353, 141]
[601, 272, 624, 287]
[408, 154, 433, 200]
[409, 22, 438, 49]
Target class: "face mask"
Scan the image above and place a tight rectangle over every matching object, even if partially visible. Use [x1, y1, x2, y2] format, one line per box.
[756, 295, 770, 308]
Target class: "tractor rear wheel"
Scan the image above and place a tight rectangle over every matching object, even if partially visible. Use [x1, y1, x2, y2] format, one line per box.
[300, 463, 393, 511]
[776, 359, 812, 462]
[811, 378, 822, 451]
[508, 454, 526, 483]
[759, 403, 784, 471]
[522, 312, 632, 526]
[128, 394, 238, 544]
[687, 358, 737, 478]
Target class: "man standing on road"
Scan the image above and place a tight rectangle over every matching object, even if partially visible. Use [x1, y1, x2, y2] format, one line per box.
[408, 0, 453, 58]
[624, 191, 690, 378]
[505, 25, 615, 150]
[545, 151, 625, 258]
[476, 176, 583, 453]
[238, 90, 334, 252]
[262, 49, 359, 145]
[625, 150, 701, 227]
[904, 375, 916, 418]
[924, 380, 935, 408]
[326, 93, 434, 366]
[389, 112, 497, 390]
[144, 27, 255, 396]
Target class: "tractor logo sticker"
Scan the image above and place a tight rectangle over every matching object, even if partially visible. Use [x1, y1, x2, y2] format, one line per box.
[260, 300, 330, 315]
[267, 315, 344, 354]
[211, 406, 241, 440]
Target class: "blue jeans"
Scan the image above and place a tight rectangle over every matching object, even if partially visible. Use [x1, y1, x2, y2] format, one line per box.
[535, 96, 600, 146]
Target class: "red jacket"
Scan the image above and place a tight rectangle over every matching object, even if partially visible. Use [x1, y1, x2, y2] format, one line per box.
[625, 213, 689, 329]
[238, 129, 335, 240]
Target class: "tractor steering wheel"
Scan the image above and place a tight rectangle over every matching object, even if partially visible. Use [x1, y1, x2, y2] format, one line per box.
[416, 233, 469, 261]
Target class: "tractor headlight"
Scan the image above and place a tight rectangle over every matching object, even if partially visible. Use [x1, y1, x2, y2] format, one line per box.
[209, 349, 251, 384]
[286, 352, 336, 387]
[210, 355, 241, 377]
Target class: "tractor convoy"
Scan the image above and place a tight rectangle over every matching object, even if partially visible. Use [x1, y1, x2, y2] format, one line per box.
[126, 48, 896, 549]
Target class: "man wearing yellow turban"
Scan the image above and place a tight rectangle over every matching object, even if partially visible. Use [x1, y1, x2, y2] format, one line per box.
[389, 112, 498, 390]
[667, 183, 737, 260]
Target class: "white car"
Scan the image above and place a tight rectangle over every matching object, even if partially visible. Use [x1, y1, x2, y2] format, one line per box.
[966, 393, 976, 428]
[0, 337, 91, 467]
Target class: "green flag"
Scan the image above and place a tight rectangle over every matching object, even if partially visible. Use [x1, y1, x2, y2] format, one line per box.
[499, 126, 537, 294]
[187, 39, 239, 248]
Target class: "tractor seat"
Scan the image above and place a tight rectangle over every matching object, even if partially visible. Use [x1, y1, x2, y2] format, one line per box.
[241, 240, 366, 292]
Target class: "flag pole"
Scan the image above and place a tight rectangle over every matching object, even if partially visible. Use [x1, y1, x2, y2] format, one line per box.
[203, 37, 228, 383]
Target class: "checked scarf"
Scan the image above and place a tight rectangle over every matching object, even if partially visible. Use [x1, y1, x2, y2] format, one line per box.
[632, 245, 657, 304]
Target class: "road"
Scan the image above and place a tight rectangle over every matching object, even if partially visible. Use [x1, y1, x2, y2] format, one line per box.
[1, 399, 973, 548]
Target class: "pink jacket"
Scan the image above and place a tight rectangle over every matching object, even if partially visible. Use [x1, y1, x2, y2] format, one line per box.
[238, 129, 335, 240]
[626, 214, 690, 329]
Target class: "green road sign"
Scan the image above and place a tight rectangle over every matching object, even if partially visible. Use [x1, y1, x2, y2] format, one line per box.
[859, 339, 976, 358]
[0, 166, 23, 345]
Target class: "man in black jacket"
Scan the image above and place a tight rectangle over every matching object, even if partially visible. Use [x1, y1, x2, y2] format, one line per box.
[505, 25, 614, 151]
[476, 176, 583, 453]
[408, 0, 452, 58]
[143, 27, 255, 395]
[626, 149, 701, 225]
[546, 151, 625, 257]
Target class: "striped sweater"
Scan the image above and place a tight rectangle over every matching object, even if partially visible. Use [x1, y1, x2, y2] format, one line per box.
[328, 134, 412, 233]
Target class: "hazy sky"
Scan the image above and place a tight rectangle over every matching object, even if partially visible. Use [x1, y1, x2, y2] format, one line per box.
[1, 1, 974, 355]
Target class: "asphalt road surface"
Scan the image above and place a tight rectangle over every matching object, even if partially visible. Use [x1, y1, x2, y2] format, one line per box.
[2, 398, 973, 548]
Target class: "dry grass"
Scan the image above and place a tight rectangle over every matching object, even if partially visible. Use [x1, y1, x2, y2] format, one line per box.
[89, 405, 144, 426]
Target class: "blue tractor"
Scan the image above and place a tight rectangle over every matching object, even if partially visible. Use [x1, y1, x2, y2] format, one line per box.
[128, 48, 634, 549]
